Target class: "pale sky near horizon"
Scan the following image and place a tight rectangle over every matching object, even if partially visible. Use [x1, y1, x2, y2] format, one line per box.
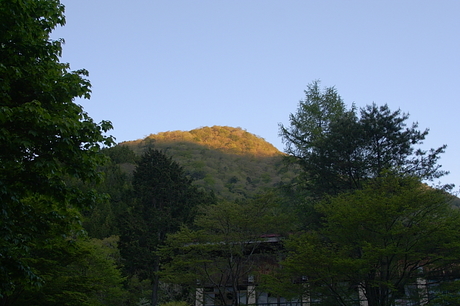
[52, 1, 459, 189]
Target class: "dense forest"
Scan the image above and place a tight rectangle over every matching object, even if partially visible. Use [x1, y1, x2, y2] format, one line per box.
[2, 2, 460, 306]
[120, 126, 297, 201]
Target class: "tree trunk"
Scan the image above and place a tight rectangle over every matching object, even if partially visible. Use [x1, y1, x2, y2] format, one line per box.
[151, 256, 160, 306]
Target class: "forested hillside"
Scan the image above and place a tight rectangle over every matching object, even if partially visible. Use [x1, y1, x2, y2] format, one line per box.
[4, 1, 459, 304]
[120, 126, 297, 200]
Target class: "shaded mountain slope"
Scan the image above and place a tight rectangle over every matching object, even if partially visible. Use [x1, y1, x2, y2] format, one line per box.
[120, 126, 296, 200]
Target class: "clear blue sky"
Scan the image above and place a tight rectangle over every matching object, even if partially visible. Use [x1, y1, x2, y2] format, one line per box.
[52, 1, 460, 189]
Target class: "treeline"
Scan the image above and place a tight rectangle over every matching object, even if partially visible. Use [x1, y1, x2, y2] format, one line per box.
[84, 145, 295, 305]
[272, 81, 460, 306]
[2, 1, 460, 306]
[83, 81, 460, 306]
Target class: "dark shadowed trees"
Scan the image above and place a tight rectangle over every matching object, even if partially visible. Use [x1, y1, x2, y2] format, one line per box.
[279, 81, 449, 201]
[0, 0, 113, 300]
[83, 146, 137, 239]
[280, 175, 460, 306]
[273, 82, 458, 305]
[12, 236, 127, 306]
[119, 148, 215, 306]
[160, 192, 292, 306]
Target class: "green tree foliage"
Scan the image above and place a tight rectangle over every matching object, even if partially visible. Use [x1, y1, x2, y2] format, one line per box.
[358, 103, 447, 181]
[160, 193, 292, 306]
[119, 148, 215, 306]
[143, 126, 280, 157]
[121, 126, 296, 201]
[279, 80, 347, 159]
[278, 175, 460, 306]
[12, 236, 127, 306]
[103, 145, 138, 165]
[0, 0, 113, 298]
[279, 81, 448, 199]
[83, 146, 137, 239]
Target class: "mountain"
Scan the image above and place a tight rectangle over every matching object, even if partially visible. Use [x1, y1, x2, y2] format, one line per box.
[120, 126, 296, 201]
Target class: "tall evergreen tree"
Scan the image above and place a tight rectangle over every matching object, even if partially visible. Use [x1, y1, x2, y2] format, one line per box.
[359, 103, 447, 181]
[279, 80, 347, 161]
[119, 148, 214, 306]
[279, 81, 449, 200]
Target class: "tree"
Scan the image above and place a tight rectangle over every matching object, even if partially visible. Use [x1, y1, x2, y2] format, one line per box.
[0, 0, 114, 299]
[279, 81, 448, 200]
[278, 80, 354, 202]
[278, 175, 460, 306]
[279, 80, 346, 169]
[83, 146, 137, 239]
[118, 148, 215, 306]
[12, 236, 127, 306]
[359, 103, 447, 181]
[160, 193, 292, 306]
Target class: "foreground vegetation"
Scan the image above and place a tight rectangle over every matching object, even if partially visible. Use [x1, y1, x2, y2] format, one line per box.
[1, 1, 459, 306]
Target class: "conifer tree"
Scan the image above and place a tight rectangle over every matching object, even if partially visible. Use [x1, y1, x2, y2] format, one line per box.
[119, 148, 214, 306]
[279, 81, 448, 200]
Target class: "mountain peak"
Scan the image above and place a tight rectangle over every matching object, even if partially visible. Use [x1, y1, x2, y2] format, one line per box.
[131, 126, 282, 157]
[119, 126, 292, 200]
